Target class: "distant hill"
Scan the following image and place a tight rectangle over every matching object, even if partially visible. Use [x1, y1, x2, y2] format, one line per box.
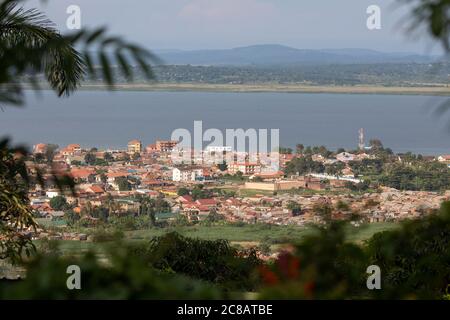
[154, 44, 437, 66]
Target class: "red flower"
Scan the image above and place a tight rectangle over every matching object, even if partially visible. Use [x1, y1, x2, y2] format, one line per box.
[276, 252, 300, 280]
[259, 265, 279, 286]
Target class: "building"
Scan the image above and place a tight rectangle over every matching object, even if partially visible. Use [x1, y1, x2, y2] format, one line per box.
[336, 152, 355, 163]
[228, 162, 261, 175]
[128, 140, 142, 154]
[172, 166, 204, 182]
[156, 140, 178, 153]
[61, 144, 81, 156]
[437, 155, 450, 163]
[33, 143, 47, 154]
[145, 144, 157, 153]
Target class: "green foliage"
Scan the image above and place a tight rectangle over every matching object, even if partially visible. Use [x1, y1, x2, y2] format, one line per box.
[0, 0, 158, 106]
[49, 195, 68, 211]
[64, 209, 80, 226]
[0, 247, 224, 299]
[205, 209, 225, 224]
[259, 202, 450, 299]
[90, 228, 124, 243]
[279, 147, 293, 154]
[84, 152, 96, 165]
[188, 184, 213, 200]
[378, 162, 450, 191]
[217, 162, 228, 171]
[137, 232, 262, 291]
[109, 215, 155, 231]
[366, 201, 450, 299]
[401, 0, 450, 50]
[325, 162, 345, 176]
[335, 200, 350, 211]
[0, 139, 36, 262]
[312, 202, 333, 218]
[286, 201, 302, 216]
[177, 187, 189, 196]
[115, 176, 131, 191]
[258, 223, 367, 299]
[134, 63, 450, 87]
[284, 156, 325, 176]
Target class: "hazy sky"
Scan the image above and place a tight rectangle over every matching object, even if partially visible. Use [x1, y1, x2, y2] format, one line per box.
[27, 0, 441, 53]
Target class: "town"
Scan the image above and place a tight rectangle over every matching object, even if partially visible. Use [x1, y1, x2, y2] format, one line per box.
[25, 136, 450, 242]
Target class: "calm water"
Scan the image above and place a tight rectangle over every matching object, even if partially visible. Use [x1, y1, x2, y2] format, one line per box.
[1, 90, 449, 155]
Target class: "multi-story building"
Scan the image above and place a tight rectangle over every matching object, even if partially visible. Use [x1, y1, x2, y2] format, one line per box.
[156, 140, 178, 153]
[61, 144, 81, 156]
[228, 162, 261, 175]
[172, 166, 204, 182]
[127, 140, 142, 154]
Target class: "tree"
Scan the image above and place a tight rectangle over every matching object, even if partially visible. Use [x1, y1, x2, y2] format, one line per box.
[49, 195, 68, 211]
[103, 152, 114, 162]
[217, 162, 228, 171]
[64, 209, 80, 226]
[206, 208, 224, 223]
[0, 140, 36, 262]
[132, 152, 141, 160]
[0, 0, 157, 260]
[45, 144, 58, 163]
[325, 162, 345, 176]
[286, 201, 302, 216]
[279, 147, 293, 154]
[84, 152, 96, 165]
[115, 177, 131, 191]
[177, 187, 189, 196]
[312, 202, 333, 218]
[284, 156, 325, 176]
[296, 144, 304, 155]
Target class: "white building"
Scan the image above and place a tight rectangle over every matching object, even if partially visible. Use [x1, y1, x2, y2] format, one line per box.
[172, 167, 204, 182]
[336, 152, 356, 163]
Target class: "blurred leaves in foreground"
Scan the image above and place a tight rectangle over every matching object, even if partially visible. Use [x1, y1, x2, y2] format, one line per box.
[1, 202, 449, 299]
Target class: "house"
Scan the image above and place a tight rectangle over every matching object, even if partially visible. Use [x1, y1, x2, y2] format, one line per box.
[172, 166, 204, 182]
[146, 144, 157, 153]
[70, 168, 96, 183]
[156, 140, 178, 152]
[195, 198, 218, 209]
[336, 152, 355, 163]
[61, 144, 81, 156]
[228, 162, 261, 175]
[437, 155, 450, 163]
[85, 185, 104, 195]
[33, 143, 47, 154]
[45, 189, 60, 198]
[177, 195, 194, 203]
[106, 171, 129, 183]
[136, 189, 160, 198]
[128, 140, 142, 154]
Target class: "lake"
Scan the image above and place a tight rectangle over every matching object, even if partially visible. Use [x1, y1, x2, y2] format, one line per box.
[1, 90, 449, 155]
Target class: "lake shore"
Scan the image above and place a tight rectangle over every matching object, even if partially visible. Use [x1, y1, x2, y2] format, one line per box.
[78, 82, 450, 96]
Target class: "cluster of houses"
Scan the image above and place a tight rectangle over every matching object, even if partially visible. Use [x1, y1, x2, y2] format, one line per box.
[27, 140, 450, 229]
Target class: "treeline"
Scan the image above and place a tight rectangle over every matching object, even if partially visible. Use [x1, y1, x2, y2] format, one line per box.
[82, 63, 450, 86]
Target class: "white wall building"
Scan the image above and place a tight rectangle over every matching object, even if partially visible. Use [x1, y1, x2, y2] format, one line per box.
[172, 167, 204, 182]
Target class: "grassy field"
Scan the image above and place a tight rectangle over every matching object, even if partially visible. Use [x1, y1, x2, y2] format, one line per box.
[29, 222, 401, 257]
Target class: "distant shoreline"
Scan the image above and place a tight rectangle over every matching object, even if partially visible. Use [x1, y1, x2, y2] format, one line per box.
[77, 83, 450, 96]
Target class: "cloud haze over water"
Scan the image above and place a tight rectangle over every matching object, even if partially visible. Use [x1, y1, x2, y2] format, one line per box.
[26, 0, 440, 53]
